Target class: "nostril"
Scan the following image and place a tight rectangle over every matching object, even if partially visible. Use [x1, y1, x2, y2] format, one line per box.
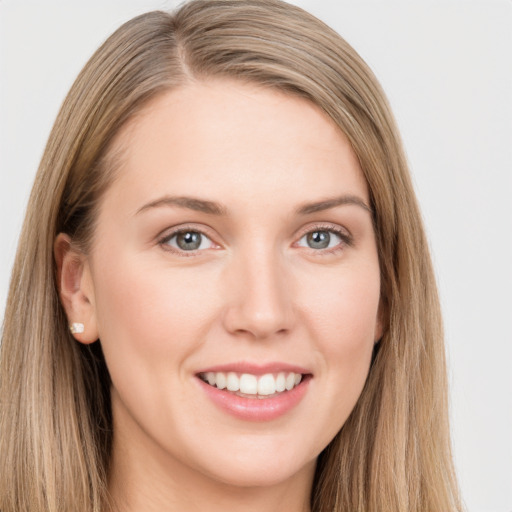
[223, 303, 295, 340]
[221, 258, 295, 338]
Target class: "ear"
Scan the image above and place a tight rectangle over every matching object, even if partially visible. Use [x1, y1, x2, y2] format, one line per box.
[54, 233, 99, 344]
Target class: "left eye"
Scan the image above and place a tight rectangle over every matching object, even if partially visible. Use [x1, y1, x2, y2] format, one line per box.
[162, 230, 214, 251]
[296, 229, 343, 250]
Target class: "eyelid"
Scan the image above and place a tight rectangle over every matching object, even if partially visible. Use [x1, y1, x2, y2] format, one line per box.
[294, 222, 353, 251]
[157, 224, 221, 255]
[156, 221, 352, 256]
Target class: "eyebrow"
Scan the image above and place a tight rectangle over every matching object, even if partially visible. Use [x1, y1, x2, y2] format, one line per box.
[296, 195, 372, 215]
[136, 196, 228, 216]
[136, 194, 372, 217]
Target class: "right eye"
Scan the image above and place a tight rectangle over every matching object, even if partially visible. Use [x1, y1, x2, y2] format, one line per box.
[160, 230, 216, 253]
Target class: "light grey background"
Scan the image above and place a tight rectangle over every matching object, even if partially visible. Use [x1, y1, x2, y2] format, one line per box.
[1, 1, 511, 510]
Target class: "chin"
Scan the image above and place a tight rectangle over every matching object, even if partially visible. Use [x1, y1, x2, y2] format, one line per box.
[192, 444, 318, 489]
[211, 465, 314, 490]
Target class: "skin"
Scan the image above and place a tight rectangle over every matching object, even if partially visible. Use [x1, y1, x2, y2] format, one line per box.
[56, 80, 382, 512]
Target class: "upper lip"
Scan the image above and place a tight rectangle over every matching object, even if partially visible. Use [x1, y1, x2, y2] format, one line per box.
[196, 361, 311, 376]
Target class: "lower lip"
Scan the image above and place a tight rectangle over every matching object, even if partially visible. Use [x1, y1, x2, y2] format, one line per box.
[197, 376, 311, 422]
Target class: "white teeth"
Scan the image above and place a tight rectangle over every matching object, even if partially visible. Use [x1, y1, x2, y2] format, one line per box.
[257, 374, 276, 395]
[200, 371, 304, 396]
[239, 374, 258, 394]
[276, 372, 286, 392]
[216, 372, 227, 390]
[226, 372, 239, 392]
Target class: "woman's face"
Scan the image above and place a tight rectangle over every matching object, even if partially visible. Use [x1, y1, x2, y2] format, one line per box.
[78, 81, 382, 490]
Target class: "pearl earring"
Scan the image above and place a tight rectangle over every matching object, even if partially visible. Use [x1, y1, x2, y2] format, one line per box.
[69, 322, 85, 334]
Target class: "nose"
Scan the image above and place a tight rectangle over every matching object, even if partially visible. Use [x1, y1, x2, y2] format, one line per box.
[222, 248, 296, 340]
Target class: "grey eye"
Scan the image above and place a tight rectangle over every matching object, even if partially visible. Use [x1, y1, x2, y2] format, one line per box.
[297, 229, 343, 250]
[164, 230, 214, 251]
[307, 231, 331, 249]
[176, 231, 202, 250]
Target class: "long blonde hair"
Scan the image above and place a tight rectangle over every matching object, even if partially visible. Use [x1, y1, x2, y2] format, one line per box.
[0, 1, 462, 511]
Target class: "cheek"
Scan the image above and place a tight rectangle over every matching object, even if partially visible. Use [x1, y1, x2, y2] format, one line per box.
[305, 261, 381, 347]
[90, 253, 221, 372]
[303, 260, 380, 403]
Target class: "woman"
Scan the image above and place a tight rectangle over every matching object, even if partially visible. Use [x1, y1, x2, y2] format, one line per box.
[0, 1, 463, 511]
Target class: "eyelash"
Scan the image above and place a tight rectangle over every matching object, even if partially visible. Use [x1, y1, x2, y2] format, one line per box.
[158, 224, 218, 257]
[157, 223, 352, 256]
[295, 223, 353, 255]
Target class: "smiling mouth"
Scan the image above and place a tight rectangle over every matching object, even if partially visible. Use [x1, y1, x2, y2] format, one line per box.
[198, 371, 306, 399]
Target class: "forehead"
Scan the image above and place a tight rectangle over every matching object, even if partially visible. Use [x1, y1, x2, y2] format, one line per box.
[103, 80, 368, 214]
